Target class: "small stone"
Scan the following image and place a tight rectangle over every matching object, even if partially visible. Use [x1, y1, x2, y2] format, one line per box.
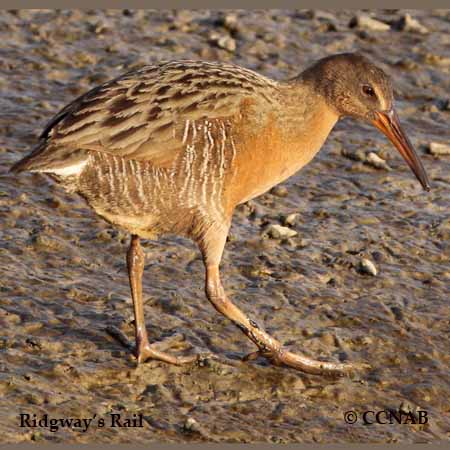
[297, 238, 310, 249]
[366, 152, 391, 170]
[395, 13, 428, 34]
[292, 377, 306, 391]
[424, 53, 450, 67]
[31, 432, 44, 441]
[428, 142, 450, 155]
[319, 331, 335, 347]
[218, 13, 239, 32]
[270, 185, 288, 197]
[301, 327, 314, 337]
[359, 258, 378, 276]
[313, 10, 338, 22]
[91, 20, 109, 35]
[317, 22, 337, 32]
[266, 224, 298, 239]
[390, 305, 404, 321]
[38, 100, 53, 110]
[399, 400, 415, 414]
[96, 229, 113, 241]
[371, 251, 384, 262]
[26, 392, 45, 405]
[210, 33, 236, 52]
[437, 98, 450, 111]
[247, 39, 270, 58]
[184, 417, 201, 432]
[395, 58, 419, 71]
[342, 148, 366, 162]
[349, 15, 390, 31]
[282, 213, 299, 227]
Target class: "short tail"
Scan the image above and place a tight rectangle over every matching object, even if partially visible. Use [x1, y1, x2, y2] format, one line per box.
[10, 141, 88, 176]
[10, 141, 48, 174]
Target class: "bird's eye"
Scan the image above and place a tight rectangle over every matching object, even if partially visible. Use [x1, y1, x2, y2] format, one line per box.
[362, 84, 376, 98]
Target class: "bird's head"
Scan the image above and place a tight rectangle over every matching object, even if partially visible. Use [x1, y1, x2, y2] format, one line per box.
[302, 52, 430, 191]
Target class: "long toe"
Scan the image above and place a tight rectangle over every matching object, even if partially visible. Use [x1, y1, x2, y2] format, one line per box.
[136, 343, 199, 365]
[136, 334, 210, 366]
[244, 346, 370, 376]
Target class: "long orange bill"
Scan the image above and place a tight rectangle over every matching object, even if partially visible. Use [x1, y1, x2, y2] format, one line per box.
[372, 109, 431, 191]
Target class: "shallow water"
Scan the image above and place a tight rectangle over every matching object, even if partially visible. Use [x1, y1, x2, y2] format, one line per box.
[0, 9, 449, 443]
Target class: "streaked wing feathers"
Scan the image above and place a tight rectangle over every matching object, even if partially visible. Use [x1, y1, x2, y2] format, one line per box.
[41, 60, 279, 167]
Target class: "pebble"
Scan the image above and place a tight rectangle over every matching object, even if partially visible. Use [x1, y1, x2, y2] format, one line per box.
[38, 100, 53, 110]
[217, 13, 240, 33]
[371, 251, 384, 263]
[361, 336, 373, 346]
[218, 36, 236, 52]
[210, 32, 236, 52]
[314, 10, 338, 22]
[96, 229, 113, 241]
[26, 392, 45, 405]
[316, 22, 338, 33]
[301, 327, 314, 337]
[366, 152, 391, 170]
[0, 310, 21, 325]
[395, 58, 419, 71]
[247, 40, 270, 57]
[358, 258, 378, 276]
[31, 432, 44, 441]
[266, 224, 298, 239]
[390, 305, 404, 321]
[395, 13, 429, 34]
[428, 142, 450, 156]
[398, 400, 424, 418]
[349, 15, 390, 31]
[291, 377, 306, 391]
[184, 417, 200, 432]
[319, 331, 335, 347]
[424, 53, 450, 67]
[270, 185, 288, 197]
[282, 213, 299, 227]
[342, 148, 366, 162]
[436, 98, 450, 111]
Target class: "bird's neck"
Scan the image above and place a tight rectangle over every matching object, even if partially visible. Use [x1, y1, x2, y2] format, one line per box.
[229, 82, 339, 206]
[275, 80, 339, 166]
[278, 79, 339, 137]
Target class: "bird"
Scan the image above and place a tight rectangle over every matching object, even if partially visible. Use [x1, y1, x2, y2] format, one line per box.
[11, 52, 431, 376]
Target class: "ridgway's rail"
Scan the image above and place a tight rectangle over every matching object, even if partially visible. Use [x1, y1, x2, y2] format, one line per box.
[11, 53, 431, 375]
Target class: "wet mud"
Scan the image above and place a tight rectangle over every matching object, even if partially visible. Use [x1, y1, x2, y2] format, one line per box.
[0, 9, 449, 443]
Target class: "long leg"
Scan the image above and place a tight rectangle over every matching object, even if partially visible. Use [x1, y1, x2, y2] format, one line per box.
[127, 234, 197, 365]
[199, 226, 367, 375]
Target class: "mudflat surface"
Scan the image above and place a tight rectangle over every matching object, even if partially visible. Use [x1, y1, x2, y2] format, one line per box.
[1, 9, 449, 443]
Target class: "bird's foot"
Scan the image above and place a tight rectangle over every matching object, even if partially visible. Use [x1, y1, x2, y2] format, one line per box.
[106, 326, 206, 366]
[243, 347, 370, 376]
[136, 342, 198, 365]
[137, 343, 217, 366]
[136, 332, 200, 365]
